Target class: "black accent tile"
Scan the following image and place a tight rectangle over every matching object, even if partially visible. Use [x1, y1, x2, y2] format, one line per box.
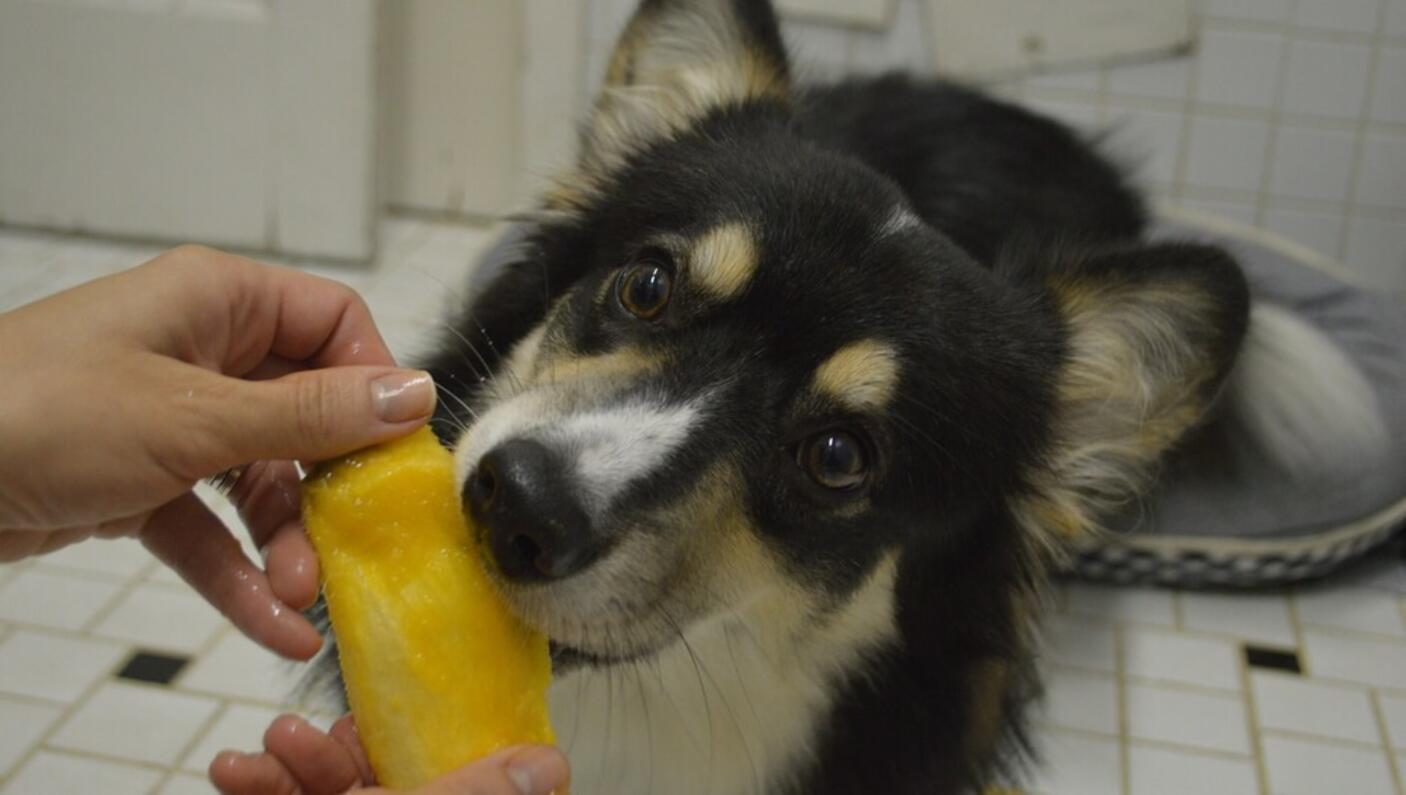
[1244, 645, 1302, 674]
[116, 650, 190, 685]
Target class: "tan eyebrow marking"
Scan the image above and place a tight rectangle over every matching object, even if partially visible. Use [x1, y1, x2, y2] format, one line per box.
[812, 339, 902, 412]
[689, 222, 760, 301]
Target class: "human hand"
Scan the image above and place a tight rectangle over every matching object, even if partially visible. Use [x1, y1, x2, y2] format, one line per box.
[0, 245, 436, 659]
[209, 715, 570, 795]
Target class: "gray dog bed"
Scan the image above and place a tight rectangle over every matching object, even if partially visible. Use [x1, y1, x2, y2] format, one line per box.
[1067, 207, 1406, 587]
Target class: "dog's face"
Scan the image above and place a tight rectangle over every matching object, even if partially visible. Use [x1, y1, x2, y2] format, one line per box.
[439, 0, 1247, 671]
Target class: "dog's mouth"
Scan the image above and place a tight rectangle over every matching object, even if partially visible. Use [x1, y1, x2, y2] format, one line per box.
[548, 640, 656, 673]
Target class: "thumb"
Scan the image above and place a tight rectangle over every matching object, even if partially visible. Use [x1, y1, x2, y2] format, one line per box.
[410, 745, 570, 795]
[204, 366, 437, 466]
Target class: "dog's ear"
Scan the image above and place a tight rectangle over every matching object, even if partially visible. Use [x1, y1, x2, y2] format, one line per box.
[579, 0, 791, 175]
[1012, 243, 1250, 550]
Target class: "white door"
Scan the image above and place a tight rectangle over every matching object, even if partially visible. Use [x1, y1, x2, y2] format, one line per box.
[0, 0, 377, 261]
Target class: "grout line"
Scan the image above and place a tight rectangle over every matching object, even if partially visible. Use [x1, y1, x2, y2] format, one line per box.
[79, 570, 149, 636]
[1251, 0, 1297, 229]
[1285, 590, 1311, 677]
[167, 699, 232, 784]
[28, 560, 151, 586]
[1295, 621, 1406, 645]
[1113, 624, 1131, 795]
[1260, 725, 1406, 754]
[1170, 7, 1203, 202]
[1170, 590, 1185, 630]
[1335, 0, 1391, 262]
[1122, 674, 1243, 699]
[1239, 639, 1273, 795]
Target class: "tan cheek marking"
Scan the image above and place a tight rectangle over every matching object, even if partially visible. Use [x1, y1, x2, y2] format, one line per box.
[690, 222, 760, 301]
[812, 339, 902, 412]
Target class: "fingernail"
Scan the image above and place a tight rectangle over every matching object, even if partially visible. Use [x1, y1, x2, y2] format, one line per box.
[505, 746, 569, 795]
[371, 370, 435, 423]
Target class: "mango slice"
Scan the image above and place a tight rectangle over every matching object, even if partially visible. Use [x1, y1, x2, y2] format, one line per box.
[302, 427, 554, 788]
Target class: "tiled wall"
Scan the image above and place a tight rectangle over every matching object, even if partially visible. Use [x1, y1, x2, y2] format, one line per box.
[576, 0, 1406, 297]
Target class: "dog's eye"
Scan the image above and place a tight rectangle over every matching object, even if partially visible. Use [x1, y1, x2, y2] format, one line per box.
[800, 430, 869, 491]
[617, 258, 674, 320]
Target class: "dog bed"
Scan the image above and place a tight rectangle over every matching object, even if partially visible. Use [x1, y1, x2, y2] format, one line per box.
[1065, 206, 1406, 588]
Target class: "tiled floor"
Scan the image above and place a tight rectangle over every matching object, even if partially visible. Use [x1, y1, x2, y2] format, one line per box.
[1, 221, 1404, 794]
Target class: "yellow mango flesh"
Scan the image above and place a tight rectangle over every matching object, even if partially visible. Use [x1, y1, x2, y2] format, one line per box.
[302, 427, 553, 789]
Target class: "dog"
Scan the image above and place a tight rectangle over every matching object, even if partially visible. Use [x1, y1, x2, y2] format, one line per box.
[367, 1, 1370, 792]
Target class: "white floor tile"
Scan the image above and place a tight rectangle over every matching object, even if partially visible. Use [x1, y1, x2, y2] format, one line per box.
[0, 630, 127, 703]
[33, 537, 155, 579]
[91, 583, 225, 655]
[0, 751, 163, 795]
[1301, 630, 1406, 689]
[158, 773, 218, 795]
[1124, 628, 1241, 691]
[1065, 583, 1176, 627]
[0, 697, 63, 776]
[1027, 729, 1123, 795]
[1126, 683, 1252, 754]
[177, 630, 300, 705]
[179, 703, 283, 773]
[1261, 735, 1397, 795]
[0, 568, 122, 631]
[1128, 742, 1259, 795]
[50, 681, 220, 766]
[1038, 669, 1120, 735]
[1251, 672, 1379, 744]
[1379, 692, 1406, 751]
[1294, 587, 1406, 638]
[1180, 591, 1296, 647]
[1042, 614, 1117, 673]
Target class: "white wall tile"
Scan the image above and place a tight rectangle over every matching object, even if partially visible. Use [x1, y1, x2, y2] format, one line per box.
[1185, 116, 1271, 193]
[1127, 743, 1260, 795]
[1301, 629, 1406, 689]
[1126, 683, 1252, 754]
[91, 583, 226, 655]
[33, 537, 154, 579]
[180, 703, 283, 773]
[1179, 591, 1295, 647]
[0, 568, 121, 631]
[1028, 729, 1124, 795]
[1106, 105, 1185, 184]
[1295, 586, 1406, 637]
[1292, 0, 1384, 32]
[1263, 205, 1346, 257]
[51, 681, 220, 766]
[1065, 583, 1177, 627]
[1251, 672, 1380, 743]
[1281, 39, 1372, 119]
[1353, 134, 1406, 210]
[1019, 97, 1103, 132]
[1027, 66, 1103, 92]
[1268, 126, 1356, 201]
[1387, 0, 1406, 35]
[0, 630, 127, 703]
[1174, 196, 1261, 226]
[1107, 56, 1191, 100]
[1381, 692, 1406, 750]
[1194, 27, 1282, 110]
[1043, 614, 1118, 673]
[0, 751, 162, 795]
[1261, 735, 1397, 795]
[1123, 629, 1241, 690]
[1202, 0, 1291, 22]
[784, 19, 853, 79]
[847, 0, 928, 75]
[1038, 669, 1120, 734]
[1343, 216, 1406, 293]
[0, 697, 63, 776]
[1370, 47, 1406, 125]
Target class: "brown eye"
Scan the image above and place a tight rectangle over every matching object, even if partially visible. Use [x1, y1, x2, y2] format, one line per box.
[617, 260, 673, 319]
[800, 430, 869, 491]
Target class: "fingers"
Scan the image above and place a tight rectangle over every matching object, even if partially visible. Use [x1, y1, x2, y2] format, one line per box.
[190, 366, 436, 470]
[210, 750, 302, 795]
[329, 716, 377, 784]
[140, 494, 323, 660]
[381, 746, 569, 795]
[262, 715, 366, 795]
[227, 461, 318, 609]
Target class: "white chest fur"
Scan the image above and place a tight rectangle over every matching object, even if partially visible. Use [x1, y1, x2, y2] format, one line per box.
[548, 557, 899, 795]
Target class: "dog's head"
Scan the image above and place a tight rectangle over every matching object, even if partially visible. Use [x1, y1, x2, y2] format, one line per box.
[435, 0, 1247, 669]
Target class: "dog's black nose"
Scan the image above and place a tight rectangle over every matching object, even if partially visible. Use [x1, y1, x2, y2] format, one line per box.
[464, 438, 595, 582]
